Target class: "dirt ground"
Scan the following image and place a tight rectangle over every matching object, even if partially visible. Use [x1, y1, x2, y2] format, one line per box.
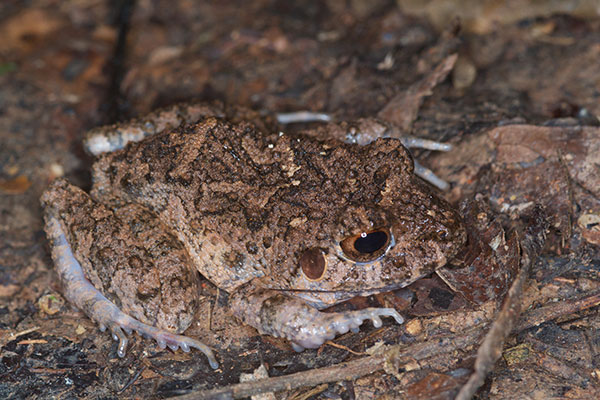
[1, 1, 599, 399]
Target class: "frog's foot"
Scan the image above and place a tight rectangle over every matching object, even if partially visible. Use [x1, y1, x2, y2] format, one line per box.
[100, 315, 219, 369]
[230, 288, 403, 352]
[43, 212, 219, 369]
[288, 307, 404, 351]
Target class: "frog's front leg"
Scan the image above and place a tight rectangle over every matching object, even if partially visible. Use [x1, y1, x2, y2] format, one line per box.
[41, 179, 218, 368]
[230, 283, 403, 351]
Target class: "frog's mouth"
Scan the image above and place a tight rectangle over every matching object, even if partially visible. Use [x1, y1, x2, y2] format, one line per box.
[278, 280, 416, 297]
[273, 279, 421, 310]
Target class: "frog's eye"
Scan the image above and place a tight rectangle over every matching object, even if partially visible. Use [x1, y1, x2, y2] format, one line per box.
[299, 248, 327, 281]
[340, 228, 391, 263]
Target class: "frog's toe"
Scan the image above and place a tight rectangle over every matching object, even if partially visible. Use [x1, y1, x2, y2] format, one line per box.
[413, 160, 449, 191]
[336, 307, 403, 334]
[371, 315, 383, 328]
[108, 324, 129, 358]
[291, 342, 305, 352]
[91, 280, 218, 366]
[158, 331, 219, 369]
[115, 317, 219, 369]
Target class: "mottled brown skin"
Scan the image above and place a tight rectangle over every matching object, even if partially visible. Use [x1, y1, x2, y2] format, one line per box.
[42, 106, 466, 356]
[91, 117, 465, 301]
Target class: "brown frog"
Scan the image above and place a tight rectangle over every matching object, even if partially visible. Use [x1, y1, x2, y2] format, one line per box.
[41, 102, 466, 369]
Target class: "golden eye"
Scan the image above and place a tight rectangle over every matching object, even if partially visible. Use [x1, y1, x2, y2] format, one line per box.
[340, 228, 391, 262]
[299, 248, 327, 281]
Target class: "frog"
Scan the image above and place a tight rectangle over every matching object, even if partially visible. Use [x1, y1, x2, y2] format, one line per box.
[41, 102, 467, 369]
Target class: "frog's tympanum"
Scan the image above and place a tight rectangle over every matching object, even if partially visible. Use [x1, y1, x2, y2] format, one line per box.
[41, 103, 466, 368]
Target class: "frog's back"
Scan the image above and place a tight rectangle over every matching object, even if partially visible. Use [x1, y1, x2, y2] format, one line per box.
[90, 117, 281, 290]
[89, 116, 456, 295]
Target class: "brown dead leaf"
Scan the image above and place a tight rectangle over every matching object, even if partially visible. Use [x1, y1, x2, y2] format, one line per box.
[489, 125, 600, 199]
[140, 368, 160, 380]
[405, 371, 465, 399]
[0, 8, 64, 52]
[0, 283, 20, 297]
[488, 125, 584, 164]
[0, 175, 32, 194]
[378, 54, 457, 130]
[577, 213, 600, 245]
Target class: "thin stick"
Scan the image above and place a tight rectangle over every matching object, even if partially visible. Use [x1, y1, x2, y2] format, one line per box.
[454, 254, 530, 400]
[170, 356, 385, 400]
[517, 290, 600, 331]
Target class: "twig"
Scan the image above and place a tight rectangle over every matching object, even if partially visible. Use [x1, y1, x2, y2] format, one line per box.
[169, 355, 385, 400]
[10, 326, 40, 338]
[517, 290, 600, 331]
[324, 340, 366, 356]
[118, 366, 144, 393]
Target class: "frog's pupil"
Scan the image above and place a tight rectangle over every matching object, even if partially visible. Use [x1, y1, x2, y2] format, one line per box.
[354, 231, 388, 254]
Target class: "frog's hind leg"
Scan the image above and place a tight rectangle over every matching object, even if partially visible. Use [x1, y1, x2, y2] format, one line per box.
[41, 179, 218, 368]
[45, 212, 218, 368]
[83, 103, 226, 156]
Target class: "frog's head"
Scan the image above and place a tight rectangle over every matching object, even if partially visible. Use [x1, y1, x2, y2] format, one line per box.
[284, 138, 466, 307]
